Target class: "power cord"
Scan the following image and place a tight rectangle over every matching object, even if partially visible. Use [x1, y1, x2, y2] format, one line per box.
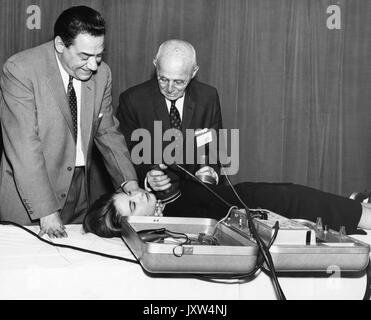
[0, 220, 139, 264]
[174, 163, 286, 300]
[174, 164, 234, 208]
[363, 258, 371, 300]
[191, 220, 280, 284]
[220, 166, 286, 299]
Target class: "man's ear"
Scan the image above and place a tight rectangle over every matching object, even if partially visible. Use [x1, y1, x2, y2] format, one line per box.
[191, 65, 199, 79]
[54, 36, 65, 54]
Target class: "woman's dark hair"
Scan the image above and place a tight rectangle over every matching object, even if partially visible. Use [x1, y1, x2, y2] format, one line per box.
[54, 6, 106, 47]
[83, 191, 123, 238]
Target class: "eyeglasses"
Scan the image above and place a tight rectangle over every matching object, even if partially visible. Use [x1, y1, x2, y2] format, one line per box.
[157, 76, 189, 88]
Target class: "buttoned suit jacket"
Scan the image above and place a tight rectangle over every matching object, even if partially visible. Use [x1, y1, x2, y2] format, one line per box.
[0, 41, 137, 225]
[117, 78, 223, 186]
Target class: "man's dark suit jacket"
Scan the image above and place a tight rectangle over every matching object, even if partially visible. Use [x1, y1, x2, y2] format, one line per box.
[117, 78, 223, 186]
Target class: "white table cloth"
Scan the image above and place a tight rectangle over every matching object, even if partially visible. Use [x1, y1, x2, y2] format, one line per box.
[0, 224, 369, 300]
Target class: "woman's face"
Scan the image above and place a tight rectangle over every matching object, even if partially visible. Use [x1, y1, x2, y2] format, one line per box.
[113, 191, 157, 217]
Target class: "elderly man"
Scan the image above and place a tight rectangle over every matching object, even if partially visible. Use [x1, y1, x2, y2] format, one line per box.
[117, 39, 223, 200]
[0, 6, 143, 238]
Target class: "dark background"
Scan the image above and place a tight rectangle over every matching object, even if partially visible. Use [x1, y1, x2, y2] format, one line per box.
[1, 0, 371, 198]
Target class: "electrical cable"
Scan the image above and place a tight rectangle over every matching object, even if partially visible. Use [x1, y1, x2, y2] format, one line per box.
[174, 164, 234, 208]
[191, 221, 280, 284]
[363, 258, 371, 300]
[0, 220, 139, 264]
[174, 163, 286, 299]
[220, 166, 286, 299]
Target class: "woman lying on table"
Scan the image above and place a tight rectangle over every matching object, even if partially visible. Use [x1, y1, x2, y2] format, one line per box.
[83, 164, 371, 238]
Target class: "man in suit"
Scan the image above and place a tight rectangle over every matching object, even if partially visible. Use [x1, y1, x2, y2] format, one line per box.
[117, 39, 223, 199]
[0, 6, 143, 238]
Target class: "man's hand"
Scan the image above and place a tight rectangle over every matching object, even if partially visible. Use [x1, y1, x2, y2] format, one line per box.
[39, 211, 67, 238]
[195, 166, 218, 184]
[146, 164, 171, 191]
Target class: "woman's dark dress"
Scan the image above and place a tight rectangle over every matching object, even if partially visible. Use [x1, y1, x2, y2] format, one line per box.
[163, 180, 362, 234]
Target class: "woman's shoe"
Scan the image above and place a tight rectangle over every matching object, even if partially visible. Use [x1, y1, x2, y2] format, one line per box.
[349, 190, 371, 203]
[348, 191, 369, 235]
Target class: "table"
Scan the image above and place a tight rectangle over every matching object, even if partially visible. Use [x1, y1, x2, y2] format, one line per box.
[0, 224, 369, 300]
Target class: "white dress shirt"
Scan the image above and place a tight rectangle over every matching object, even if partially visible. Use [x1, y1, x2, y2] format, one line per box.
[165, 95, 185, 120]
[55, 54, 85, 166]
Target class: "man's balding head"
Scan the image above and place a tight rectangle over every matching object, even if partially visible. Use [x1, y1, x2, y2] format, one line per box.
[153, 40, 199, 101]
[154, 39, 198, 71]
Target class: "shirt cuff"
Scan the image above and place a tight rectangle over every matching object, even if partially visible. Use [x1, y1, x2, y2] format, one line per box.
[144, 177, 153, 192]
[214, 171, 219, 185]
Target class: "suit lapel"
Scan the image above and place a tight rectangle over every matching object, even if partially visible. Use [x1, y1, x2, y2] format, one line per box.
[45, 45, 95, 157]
[153, 88, 171, 131]
[81, 78, 95, 156]
[46, 67, 75, 139]
[152, 82, 196, 133]
[181, 87, 196, 134]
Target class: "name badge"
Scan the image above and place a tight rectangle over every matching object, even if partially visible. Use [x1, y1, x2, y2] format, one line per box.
[195, 128, 213, 147]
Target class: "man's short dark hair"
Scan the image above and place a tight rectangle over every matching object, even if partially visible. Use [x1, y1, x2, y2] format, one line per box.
[54, 6, 106, 47]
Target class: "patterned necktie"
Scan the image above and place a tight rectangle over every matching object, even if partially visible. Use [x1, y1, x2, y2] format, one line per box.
[67, 75, 78, 141]
[169, 99, 182, 156]
[169, 100, 181, 130]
